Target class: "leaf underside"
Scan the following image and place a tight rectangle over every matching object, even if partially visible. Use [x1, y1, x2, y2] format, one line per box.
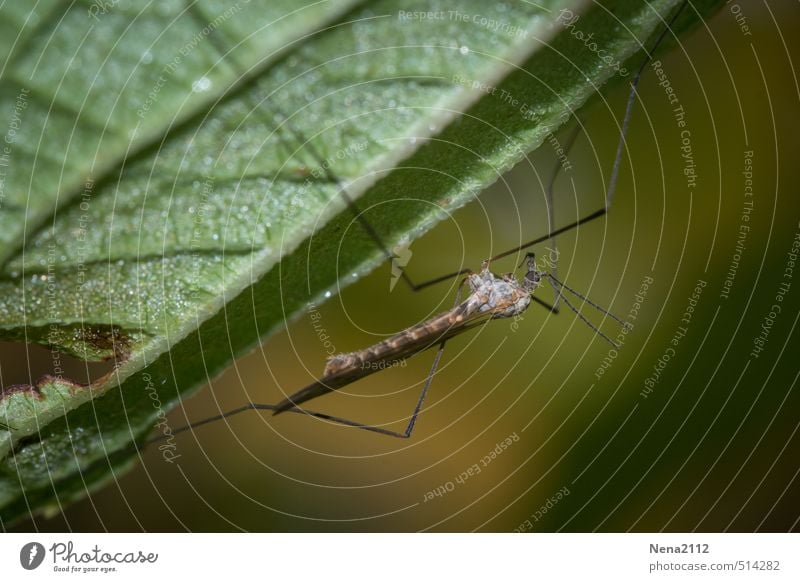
[0, 0, 724, 524]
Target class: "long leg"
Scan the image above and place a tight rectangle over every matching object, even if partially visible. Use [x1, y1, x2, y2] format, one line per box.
[151, 279, 470, 443]
[408, 1, 689, 287]
[147, 370, 437, 442]
[278, 339, 446, 440]
[544, 122, 583, 311]
[489, 4, 688, 265]
[545, 275, 622, 349]
[149, 341, 447, 441]
[514, 120, 583, 316]
[518, 250, 624, 346]
[270, 106, 418, 293]
[272, 103, 582, 313]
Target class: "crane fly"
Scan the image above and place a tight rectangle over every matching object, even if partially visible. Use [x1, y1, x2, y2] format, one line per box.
[272, 252, 627, 414]
[151, 2, 687, 443]
[156, 253, 624, 441]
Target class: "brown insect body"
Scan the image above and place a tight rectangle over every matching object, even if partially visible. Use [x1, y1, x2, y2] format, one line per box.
[273, 265, 538, 414]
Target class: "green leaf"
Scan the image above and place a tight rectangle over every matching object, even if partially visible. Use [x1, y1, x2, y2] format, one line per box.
[0, 0, 363, 264]
[0, 0, 724, 524]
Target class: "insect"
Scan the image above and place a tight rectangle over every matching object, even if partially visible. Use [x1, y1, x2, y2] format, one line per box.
[153, 2, 686, 444]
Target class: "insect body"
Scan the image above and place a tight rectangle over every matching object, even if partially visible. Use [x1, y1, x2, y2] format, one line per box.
[273, 262, 536, 414]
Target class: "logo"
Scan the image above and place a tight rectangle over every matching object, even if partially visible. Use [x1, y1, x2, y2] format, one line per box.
[20, 542, 46, 570]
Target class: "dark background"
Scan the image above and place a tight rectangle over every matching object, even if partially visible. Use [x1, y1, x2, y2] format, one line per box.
[7, 2, 800, 531]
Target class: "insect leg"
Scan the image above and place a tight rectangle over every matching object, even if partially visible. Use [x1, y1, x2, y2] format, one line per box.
[269, 107, 425, 293]
[544, 274, 623, 348]
[541, 122, 583, 311]
[269, 338, 447, 439]
[152, 279, 470, 441]
[146, 402, 426, 442]
[490, 2, 688, 266]
[268, 276, 472, 437]
[512, 119, 584, 317]
[270, 2, 687, 297]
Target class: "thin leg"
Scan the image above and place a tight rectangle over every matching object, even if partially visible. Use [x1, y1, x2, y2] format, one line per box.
[277, 339, 446, 440]
[146, 399, 436, 442]
[548, 273, 627, 328]
[271, 4, 687, 296]
[545, 275, 621, 348]
[270, 105, 418, 293]
[146, 342, 446, 442]
[150, 279, 470, 443]
[517, 247, 627, 346]
[490, 2, 688, 265]
[530, 295, 558, 314]
[514, 121, 584, 315]
[544, 122, 583, 310]
[272, 105, 578, 309]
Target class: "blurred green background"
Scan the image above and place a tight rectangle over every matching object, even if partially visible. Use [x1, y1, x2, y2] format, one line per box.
[9, 2, 800, 532]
